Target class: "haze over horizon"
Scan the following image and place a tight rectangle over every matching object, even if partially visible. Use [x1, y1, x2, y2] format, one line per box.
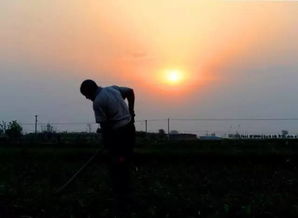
[1, 0, 298, 134]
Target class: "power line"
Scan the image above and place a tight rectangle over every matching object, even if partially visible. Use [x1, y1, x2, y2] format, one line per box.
[20, 122, 97, 125]
[136, 119, 168, 122]
[172, 118, 298, 121]
[19, 118, 298, 125]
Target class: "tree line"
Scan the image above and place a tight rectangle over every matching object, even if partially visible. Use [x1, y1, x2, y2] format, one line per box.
[0, 120, 23, 138]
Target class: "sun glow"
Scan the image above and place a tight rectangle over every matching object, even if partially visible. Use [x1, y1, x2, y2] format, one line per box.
[164, 69, 184, 85]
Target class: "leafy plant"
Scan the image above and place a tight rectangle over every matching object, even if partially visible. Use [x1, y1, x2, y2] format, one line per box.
[6, 120, 23, 138]
[0, 121, 7, 135]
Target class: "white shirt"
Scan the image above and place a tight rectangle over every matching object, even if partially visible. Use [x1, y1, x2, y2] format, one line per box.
[93, 86, 131, 129]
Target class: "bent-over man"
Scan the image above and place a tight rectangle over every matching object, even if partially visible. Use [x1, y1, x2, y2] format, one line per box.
[80, 79, 136, 217]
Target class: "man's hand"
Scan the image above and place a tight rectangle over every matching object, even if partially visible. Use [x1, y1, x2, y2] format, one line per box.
[130, 110, 135, 124]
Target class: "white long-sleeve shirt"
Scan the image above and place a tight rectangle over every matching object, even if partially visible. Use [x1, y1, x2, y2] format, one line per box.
[93, 86, 131, 129]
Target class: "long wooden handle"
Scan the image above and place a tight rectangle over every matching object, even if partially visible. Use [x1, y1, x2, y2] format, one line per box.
[55, 148, 103, 194]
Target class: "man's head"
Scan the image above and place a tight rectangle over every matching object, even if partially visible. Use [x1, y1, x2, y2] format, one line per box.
[80, 79, 99, 101]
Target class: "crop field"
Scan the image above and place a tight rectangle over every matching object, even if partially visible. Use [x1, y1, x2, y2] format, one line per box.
[0, 140, 298, 218]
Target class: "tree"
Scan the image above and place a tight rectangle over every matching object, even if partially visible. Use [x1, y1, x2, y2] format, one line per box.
[0, 121, 7, 135]
[158, 129, 166, 139]
[6, 120, 23, 138]
[158, 129, 166, 135]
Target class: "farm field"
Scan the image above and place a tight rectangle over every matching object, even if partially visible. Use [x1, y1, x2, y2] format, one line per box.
[0, 140, 298, 218]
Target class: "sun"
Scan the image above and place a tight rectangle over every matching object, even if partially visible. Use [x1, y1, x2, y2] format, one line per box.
[165, 69, 184, 85]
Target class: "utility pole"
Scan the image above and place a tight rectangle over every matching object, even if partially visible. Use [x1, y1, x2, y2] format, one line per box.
[167, 118, 170, 139]
[35, 115, 38, 134]
[145, 120, 147, 133]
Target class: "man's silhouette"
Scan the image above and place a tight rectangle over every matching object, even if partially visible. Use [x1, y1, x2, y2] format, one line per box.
[80, 79, 136, 217]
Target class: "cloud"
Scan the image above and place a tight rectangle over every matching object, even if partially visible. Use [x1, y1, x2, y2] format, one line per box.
[129, 51, 148, 58]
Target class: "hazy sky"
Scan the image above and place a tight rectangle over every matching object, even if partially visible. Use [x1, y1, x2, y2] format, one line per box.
[1, 0, 298, 134]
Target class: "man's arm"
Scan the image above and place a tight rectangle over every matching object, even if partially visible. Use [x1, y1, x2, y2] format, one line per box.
[125, 88, 135, 116]
[116, 86, 135, 121]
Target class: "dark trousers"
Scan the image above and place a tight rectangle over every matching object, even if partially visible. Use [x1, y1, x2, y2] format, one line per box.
[102, 122, 136, 216]
[103, 122, 135, 158]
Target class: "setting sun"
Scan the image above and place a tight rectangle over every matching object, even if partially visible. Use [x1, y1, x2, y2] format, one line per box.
[165, 69, 184, 85]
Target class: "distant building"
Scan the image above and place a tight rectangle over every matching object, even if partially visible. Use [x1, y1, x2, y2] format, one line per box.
[199, 133, 222, 140]
[170, 130, 179, 135]
[169, 133, 197, 141]
[199, 135, 222, 140]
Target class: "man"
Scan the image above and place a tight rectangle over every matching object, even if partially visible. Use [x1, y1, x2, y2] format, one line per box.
[80, 79, 136, 217]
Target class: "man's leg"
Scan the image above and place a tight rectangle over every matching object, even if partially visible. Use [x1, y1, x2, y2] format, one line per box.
[108, 155, 132, 217]
[108, 125, 135, 217]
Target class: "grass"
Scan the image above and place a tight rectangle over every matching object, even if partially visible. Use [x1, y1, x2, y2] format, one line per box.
[0, 140, 298, 217]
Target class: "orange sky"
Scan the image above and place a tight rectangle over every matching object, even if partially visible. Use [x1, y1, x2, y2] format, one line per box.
[1, 0, 298, 126]
[1, 1, 291, 87]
